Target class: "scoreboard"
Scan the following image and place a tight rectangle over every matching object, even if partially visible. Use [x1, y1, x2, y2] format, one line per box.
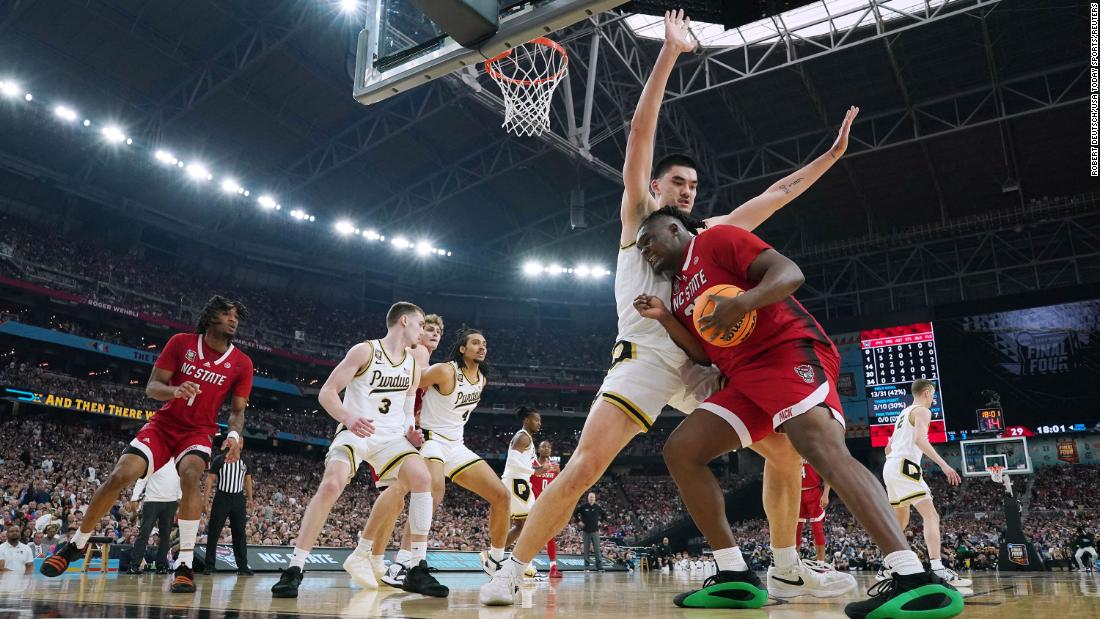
[862, 322, 947, 447]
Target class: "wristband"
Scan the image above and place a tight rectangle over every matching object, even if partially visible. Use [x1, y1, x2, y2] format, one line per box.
[227, 430, 241, 443]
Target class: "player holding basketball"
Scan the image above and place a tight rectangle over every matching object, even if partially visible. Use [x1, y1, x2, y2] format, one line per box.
[797, 460, 832, 564]
[481, 9, 857, 606]
[270, 302, 447, 599]
[882, 379, 969, 586]
[530, 440, 562, 578]
[41, 296, 253, 594]
[343, 313, 443, 589]
[632, 207, 964, 618]
[502, 406, 541, 576]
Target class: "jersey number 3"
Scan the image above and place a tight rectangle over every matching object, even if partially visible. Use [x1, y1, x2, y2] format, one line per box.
[378, 398, 391, 415]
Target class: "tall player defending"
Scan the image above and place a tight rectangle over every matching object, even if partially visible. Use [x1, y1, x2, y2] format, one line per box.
[502, 407, 541, 576]
[270, 302, 447, 598]
[797, 460, 832, 564]
[883, 379, 968, 586]
[481, 9, 858, 606]
[344, 314, 443, 588]
[633, 208, 964, 618]
[41, 296, 253, 594]
[530, 440, 562, 578]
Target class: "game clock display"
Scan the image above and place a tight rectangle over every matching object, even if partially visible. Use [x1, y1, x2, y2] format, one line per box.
[976, 407, 1005, 433]
[862, 322, 948, 447]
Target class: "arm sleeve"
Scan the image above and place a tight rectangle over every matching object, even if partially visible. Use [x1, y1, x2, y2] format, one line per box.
[701, 225, 773, 282]
[233, 356, 254, 399]
[153, 333, 187, 373]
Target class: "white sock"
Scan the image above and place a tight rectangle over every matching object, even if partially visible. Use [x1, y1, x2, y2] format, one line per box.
[930, 559, 944, 570]
[177, 519, 198, 568]
[712, 547, 748, 572]
[772, 546, 799, 571]
[355, 536, 373, 557]
[884, 550, 924, 576]
[411, 541, 427, 563]
[371, 555, 385, 572]
[490, 546, 505, 563]
[72, 529, 91, 550]
[290, 547, 310, 570]
[395, 548, 413, 567]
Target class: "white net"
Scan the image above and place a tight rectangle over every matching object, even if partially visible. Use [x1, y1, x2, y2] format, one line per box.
[486, 38, 568, 137]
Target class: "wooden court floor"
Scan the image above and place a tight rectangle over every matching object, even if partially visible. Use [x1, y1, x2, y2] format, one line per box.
[4, 569, 1099, 618]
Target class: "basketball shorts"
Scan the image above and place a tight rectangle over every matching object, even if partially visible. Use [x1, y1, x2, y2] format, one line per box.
[798, 487, 826, 522]
[503, 476, 534, 518]
[883, 457, 932, 508]
[128, 420, 214, 478]
[420, 432, 483, 481]
[598, 340, 723, 432]
[327, 429, 420, 484]
[697, 340, 845, 448]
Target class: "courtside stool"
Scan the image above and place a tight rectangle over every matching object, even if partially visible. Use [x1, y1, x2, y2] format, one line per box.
[81, 536, 113, 573]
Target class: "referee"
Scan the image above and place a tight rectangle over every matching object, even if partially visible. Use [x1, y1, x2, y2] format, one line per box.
[202, 444, 253, 575]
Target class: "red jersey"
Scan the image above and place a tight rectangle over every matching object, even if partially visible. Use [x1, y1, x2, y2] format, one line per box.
[151, 333, 254, 433]
[530, 458, 558, 497]
[670, 225, 836, 375]
[801, 461, 823, 491]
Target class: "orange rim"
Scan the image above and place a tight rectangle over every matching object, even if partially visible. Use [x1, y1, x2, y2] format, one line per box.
[485, 37, 569, 86]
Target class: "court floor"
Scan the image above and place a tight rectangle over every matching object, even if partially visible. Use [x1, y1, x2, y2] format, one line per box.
[4, 569, 1098, 618]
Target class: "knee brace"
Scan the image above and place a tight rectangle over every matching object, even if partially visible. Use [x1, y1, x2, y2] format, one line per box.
[409, 492, 433, 536]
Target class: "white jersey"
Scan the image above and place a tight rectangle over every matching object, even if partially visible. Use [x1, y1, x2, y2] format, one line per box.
[420, 361, 485, 442]
[342, 340, 416, 435]
[502, 429, 535, 479]
[886, 405, 923, 463]
[615, 244, 688, 365]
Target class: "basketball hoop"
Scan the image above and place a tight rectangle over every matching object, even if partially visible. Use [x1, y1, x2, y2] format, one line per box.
[987, 464, 1005, 483]
[485, 37, 568, 137]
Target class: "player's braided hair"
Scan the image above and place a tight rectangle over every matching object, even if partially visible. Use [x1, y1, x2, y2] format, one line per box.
[196, 295, 248, 336]
[640, 204, 707, 236]
[450, 326, 490, 378]
[515, 405, 539, 422]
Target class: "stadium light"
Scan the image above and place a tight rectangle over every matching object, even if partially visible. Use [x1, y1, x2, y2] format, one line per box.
[82, 119, 91, 127]
[340, 0, 360, 14]
[53, 105, 78, 122]
[101, 125, 126, 143]
[220, 178, 242, 194]
[392, 236, 410, 250]
[0, 81, 20, 98]
[258, 195, 278, 209]
[154, 150, 178, 165]
[334, 220, 355, 235]
[522, 261, 542, 276]
[415, 240, 432, 256]
[23, 93, 31, 101]
[548, 263, 563, 276]
[576, 265, 591, 278]
[363, 229, 380, 241]
[186, 163, 211, 181]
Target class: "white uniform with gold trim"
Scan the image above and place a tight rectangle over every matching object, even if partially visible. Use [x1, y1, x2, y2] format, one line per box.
[882, 405, 932, 507]
[327, 340, 419, 482]
[420, 361, 486, 480]
[598, 243, 722, 431]
[502, 429, 536, 518]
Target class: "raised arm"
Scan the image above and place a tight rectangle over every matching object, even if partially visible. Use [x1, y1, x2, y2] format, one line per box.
[706, 106, 858, 231]
[633, 294, 711, 365]
[911, 407, 961, 485]
[621, 10, 697, 244]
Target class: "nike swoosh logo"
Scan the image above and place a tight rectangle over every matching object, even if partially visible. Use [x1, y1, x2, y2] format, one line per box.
[771, 575, 805, 586]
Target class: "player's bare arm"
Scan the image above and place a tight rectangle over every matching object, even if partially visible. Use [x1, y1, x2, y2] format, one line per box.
[318, 342, 377, 438]
[404, 366, 424, 448]
[510, 431, 532, 452]
[698, 249, 805, 335]
[633, 293, 711, 365]
[146, 366, 200, 402]
[912, 407, 962, 485]
[222, 394, 248, 463]
[621, 10, 697, 246]
[820, 483, 832, 509]
[706, 106, 859, 231]
[420, 362, 455, 393]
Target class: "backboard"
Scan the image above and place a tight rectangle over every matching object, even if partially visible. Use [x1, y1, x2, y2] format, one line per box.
[353, 0, 625, 105]
[959, 436, 1033, 478]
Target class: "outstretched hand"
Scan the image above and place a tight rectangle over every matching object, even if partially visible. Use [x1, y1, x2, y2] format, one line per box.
[663, 9, 697, 55]
[828, 106, 859, 159]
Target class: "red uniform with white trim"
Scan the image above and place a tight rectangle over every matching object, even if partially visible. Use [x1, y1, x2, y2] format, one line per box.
[531, 456, 560, 564]
[799, 461, 826, 522]
[670, 225, 845, 448]
[131, 333, 254, 475]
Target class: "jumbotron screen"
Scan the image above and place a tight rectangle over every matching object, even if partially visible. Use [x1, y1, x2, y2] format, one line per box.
[861, 322, 947, 448]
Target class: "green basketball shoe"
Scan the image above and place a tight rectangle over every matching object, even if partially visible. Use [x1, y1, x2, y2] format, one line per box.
[673, 569, 769, 609]
[844, 571, 964, 619]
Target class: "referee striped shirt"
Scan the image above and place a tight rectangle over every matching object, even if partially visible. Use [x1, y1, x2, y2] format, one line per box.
[210, 454, 248, 494]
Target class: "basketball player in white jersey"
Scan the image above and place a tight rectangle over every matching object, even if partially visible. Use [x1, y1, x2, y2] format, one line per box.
[503, 406, 541, 577]
[342, 314, 443, 588]
[482, 9, 857, 605]
[271, 302, 447, 599]
[882, 379, 969, 586]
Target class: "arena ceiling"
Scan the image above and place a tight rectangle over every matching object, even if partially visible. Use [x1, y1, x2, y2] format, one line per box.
[0, 0, 1090, 284]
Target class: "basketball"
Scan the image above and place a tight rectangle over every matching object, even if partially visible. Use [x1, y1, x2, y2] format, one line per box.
[692, 284, 757, 347]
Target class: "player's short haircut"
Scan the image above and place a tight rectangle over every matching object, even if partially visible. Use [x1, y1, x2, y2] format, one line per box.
[424, 313, 444, 332]
[515, 405, 539, 422]
[653, 153, 699, 180]
[911, 379, 935, 397]
[640, 204, 708, 236]
[386, 301, 424, 327]
[196, 295, 248, 335]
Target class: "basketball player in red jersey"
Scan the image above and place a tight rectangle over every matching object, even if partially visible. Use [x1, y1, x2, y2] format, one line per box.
[530, 440, 562, 578]
[41, 296, 253, 593]
[634, 208, 963, 618]
[797, 460, 832, 563]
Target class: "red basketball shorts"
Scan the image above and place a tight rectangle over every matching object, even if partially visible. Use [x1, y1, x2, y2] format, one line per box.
[128, 419, 214, 477]
[799, 487, 826, 522]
